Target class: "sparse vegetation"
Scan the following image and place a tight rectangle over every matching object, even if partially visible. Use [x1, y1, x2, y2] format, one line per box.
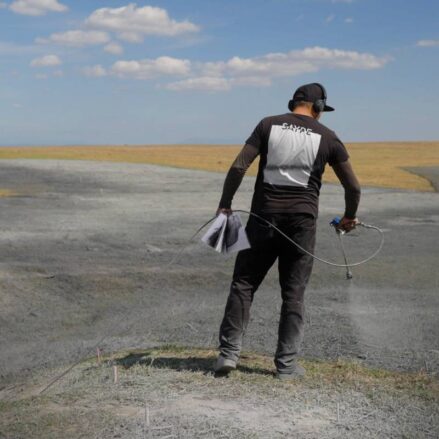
[1, 141, 438, 191]
[1, 346, 438, 438]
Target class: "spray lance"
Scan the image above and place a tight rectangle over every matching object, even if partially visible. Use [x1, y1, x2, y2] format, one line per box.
[330, 216, 353, 279]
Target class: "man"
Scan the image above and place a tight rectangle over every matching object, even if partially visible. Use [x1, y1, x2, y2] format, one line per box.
[214, 83, 361, 380]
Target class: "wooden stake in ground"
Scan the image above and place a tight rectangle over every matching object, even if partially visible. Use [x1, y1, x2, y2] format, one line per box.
[144, 405, 150, 439]
[113, 365, 118, 384]
[97, 348, 101, 364]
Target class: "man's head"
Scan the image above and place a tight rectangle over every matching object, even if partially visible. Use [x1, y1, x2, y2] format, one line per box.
[288, 83, 334, 120]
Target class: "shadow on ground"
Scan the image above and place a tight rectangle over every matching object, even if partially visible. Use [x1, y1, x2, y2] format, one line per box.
[115, 351, 274, 377]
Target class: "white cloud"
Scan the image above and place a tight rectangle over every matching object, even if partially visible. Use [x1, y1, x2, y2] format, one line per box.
[104, 42, 124, 55]
[168, 46, 388, 91]
[53, 69, 63, 77]
[201, 47, 388, 80]
[111, 56, 191, 79]
[165, 76, 231, 92]
[36, 30, 110, 47]
[85, 3, 199, 43]
[82, 65, 107, 77]
[9, 0, 67, 16]
[416, 39, 439, 47]
[325, 14, 336, 23]
[344, 17, 354, 23]
[30, 54, 61, 67]
[87, 46, 389, 93]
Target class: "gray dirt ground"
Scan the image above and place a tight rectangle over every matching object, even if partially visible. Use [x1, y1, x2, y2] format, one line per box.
[406, 166, 439, 192]
[0, 159, 438, 439]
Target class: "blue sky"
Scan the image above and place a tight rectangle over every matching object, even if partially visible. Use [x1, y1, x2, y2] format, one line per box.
[0, 0, 438, 145]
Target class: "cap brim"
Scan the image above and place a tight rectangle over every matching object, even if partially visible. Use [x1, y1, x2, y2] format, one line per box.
[323, 105, 335, 112]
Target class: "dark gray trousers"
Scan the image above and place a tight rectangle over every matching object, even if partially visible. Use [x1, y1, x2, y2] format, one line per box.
[218, 213, 316, 374]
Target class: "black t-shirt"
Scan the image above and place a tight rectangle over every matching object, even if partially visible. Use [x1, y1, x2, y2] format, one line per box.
[245, 113, 349, 218]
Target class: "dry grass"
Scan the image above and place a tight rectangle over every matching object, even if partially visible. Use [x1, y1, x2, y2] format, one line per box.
[1, 346, 438, 439]
[0, 189, 17, 197]
[1, 141, 438, 191]
[142, 345, 439, 401]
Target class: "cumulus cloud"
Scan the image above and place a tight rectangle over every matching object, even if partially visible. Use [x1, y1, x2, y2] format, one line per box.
[9, 0, 67, 16]
[325, 14, 336, 23]
[174, 46, 388, 91]
[416, 39, 439, 47]
[84, 3, 200, 43]
[111, 56, 191, 79]
[344, 17, 354, 23]
[202, 47, 388, 79]
[85, 46, 389, 92]
[165, 75, 273, 92]
[165, 76, 231, 92]
[30, 54, 61, 67]
[104, 42, 124, 55]
[36, 30, 110, 47]
[82, 65, 107, 77]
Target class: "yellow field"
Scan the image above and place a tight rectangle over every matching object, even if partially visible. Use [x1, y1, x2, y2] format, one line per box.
[0, 189, 17, 197]
[1, 142, 438, 191]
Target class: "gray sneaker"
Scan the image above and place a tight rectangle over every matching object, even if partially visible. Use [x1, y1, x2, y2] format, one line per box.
[214, 355, 237, 374]
[275, 363, 306, 380]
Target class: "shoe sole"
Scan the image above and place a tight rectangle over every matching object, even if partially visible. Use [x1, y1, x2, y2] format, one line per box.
[214, 358, 237, 374]
[215, 364, 236, 374]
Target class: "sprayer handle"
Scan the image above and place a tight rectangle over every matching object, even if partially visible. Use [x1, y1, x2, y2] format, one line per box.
[330, 216, 342, 227]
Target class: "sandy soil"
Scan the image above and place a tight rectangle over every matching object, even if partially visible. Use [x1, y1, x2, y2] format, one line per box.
[0, 158, 438, 389]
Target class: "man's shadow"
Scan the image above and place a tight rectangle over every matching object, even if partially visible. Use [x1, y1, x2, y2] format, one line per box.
[114, 352, 273, 378]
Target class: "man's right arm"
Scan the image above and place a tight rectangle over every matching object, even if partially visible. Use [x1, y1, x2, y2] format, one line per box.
[332, 159, 361, 232]
[217, 143, 259, 214]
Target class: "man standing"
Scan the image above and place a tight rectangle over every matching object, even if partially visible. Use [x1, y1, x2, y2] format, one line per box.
[214, 83, 361, 379]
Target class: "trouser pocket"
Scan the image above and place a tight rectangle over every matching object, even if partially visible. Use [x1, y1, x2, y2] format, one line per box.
[245, 215, 275, 248]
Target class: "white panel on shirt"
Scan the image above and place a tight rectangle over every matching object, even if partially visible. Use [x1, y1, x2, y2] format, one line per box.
[264, 124, 322, 187]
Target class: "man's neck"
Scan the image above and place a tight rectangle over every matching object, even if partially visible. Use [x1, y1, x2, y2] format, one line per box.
[292, 108, 314, 118]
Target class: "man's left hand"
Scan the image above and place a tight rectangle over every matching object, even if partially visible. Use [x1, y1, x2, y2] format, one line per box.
[216, 208, 233, 216]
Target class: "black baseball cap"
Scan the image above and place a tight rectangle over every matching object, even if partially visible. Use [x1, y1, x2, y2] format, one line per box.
[290, 82, 335, 112]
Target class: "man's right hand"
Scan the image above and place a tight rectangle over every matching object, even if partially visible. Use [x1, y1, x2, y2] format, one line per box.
[216, 208, 233, 216]
[337, 216, 359, 233]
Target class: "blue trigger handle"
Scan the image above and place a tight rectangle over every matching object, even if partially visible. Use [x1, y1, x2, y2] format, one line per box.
[330, 216, 341, 227]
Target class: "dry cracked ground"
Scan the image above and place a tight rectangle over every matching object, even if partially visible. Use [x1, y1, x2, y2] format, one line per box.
[0, 159, 438, 438]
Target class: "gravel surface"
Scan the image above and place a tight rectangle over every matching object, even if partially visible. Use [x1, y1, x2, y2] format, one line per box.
[0, 158, 438, 387]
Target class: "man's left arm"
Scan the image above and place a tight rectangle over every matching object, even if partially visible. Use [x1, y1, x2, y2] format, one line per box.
[217, 143, 259, 215]
[332, 159, 361, 232]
